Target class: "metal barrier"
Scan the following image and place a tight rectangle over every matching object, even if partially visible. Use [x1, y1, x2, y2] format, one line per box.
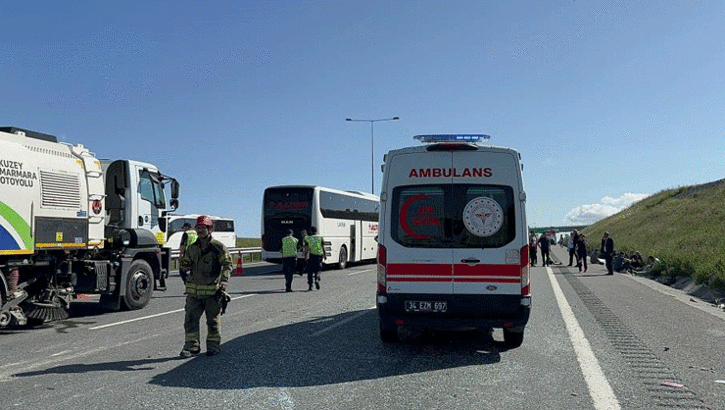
[171, 247, 262, 260]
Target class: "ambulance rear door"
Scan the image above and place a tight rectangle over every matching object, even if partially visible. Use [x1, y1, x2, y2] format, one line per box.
[386, 150, 453, 296]
[451, 150, 522, 301]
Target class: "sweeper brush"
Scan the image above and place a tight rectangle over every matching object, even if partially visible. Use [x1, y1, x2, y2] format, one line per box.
[24, 302, 69, 323]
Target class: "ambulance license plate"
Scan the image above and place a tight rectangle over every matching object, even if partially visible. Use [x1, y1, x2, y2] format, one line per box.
[405, 300, 447, 313]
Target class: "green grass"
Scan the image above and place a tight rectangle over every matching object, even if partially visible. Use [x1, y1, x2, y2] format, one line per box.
[581, 180, 725, 289]
[233, 237, 263, 263]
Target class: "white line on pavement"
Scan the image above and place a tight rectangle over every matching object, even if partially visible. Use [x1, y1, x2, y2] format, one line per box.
[89, 294, 254, 330]
[547, 267, 620, 410]
[309, 306, 376, 337]
[347, 269, 375, 276]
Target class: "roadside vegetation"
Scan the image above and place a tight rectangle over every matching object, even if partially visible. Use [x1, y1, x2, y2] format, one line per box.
[235, 237, 262, 263]
[581, 179, 725, 290]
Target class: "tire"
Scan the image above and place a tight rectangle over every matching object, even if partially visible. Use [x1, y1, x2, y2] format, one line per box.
[379, 318, 398, 343]
[122, 259, 154, 310]
[337, 247, 347, 270]
[503, 326, 525, 348]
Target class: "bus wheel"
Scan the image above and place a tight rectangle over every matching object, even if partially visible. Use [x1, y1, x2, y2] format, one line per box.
[123, 260, 154, 310]
[337, 247, 347, 270]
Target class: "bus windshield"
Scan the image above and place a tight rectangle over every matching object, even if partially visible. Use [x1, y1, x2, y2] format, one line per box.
[263, 187, 314, 251]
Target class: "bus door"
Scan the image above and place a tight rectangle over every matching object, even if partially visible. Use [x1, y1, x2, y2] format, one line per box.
[349, 222, 357, 262]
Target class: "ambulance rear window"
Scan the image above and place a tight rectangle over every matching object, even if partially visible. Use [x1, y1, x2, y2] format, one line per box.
[391, 184, 516, 248]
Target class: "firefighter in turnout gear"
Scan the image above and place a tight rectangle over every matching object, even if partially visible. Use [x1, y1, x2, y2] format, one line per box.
[304, 226, 326, 291]
[281, 229, 298, 292]
[179, 215, 233, 357]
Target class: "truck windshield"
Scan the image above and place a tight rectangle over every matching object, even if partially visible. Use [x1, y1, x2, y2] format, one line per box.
[139, 170, 167, 209]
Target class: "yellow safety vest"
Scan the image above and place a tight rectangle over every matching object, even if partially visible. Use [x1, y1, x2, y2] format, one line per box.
[184, 229, 198, 248]
[305, 235, 324, 256]
[281, 236, 298, 257]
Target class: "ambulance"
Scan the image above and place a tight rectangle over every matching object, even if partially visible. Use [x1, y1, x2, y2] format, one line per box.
[376, 135, 530, 346]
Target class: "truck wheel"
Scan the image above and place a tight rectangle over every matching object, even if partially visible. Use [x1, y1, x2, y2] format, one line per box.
[503, 326, 525, 348]
[337, 247, 347, 270]
[379, 318, 398, 343]
[123, 260, 154, 310]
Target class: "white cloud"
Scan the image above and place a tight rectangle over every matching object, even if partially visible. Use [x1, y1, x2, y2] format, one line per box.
[565, 193, 648, 224]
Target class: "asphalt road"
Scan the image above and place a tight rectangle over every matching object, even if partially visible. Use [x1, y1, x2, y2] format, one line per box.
[1, 249, 724, 410]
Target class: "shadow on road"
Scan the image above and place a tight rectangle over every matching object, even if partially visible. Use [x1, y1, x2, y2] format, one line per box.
[144, 309, 503, 389]
[8, 309, 505, 388]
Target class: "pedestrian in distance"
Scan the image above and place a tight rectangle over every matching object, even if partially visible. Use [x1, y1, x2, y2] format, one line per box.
[601, 231, 615, 275]
[297, 229, 308, 276]
[529, 234, 538, 266]
[567, 230, 578, 266]
[304, 226, 326, 290]
[281, 229, 298, 292]
[178, 215, 233, 357]
[576, 234, 588, 273]
[178, 222, 198, 284]
[538, 233, 551, 267]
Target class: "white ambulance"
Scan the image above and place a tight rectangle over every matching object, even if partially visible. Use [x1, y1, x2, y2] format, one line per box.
[376, 134, 530, 346]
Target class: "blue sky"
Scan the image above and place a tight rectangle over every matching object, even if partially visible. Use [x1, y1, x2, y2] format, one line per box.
[2, 1, 724, 237]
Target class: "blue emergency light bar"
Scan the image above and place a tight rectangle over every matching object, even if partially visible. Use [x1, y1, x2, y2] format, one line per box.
[414, 134, 491, 143]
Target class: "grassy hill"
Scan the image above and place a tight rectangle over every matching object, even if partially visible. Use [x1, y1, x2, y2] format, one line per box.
[581, 178, 725, 290]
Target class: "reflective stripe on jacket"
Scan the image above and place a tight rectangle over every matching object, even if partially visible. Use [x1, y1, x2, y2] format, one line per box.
[281, 235, 298, 257]
[179, 238, 232, 296]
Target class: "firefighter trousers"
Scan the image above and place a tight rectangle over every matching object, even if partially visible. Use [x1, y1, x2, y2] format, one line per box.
[184, 294, 223, 352]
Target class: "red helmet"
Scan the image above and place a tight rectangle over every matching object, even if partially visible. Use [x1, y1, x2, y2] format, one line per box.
[196, 215, 214, 230]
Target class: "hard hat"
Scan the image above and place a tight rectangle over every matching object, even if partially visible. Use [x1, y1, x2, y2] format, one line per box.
[196, 215, 214, 229]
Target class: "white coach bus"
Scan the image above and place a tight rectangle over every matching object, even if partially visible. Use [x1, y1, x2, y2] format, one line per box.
[166, 214, 237, 250]
[261, 185, 379, 269]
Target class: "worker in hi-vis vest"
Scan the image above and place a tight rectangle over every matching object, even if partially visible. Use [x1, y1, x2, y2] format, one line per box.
[179, 223, 198, 283]
[303, 226, 326, 291]
[280, 229, 298, 292]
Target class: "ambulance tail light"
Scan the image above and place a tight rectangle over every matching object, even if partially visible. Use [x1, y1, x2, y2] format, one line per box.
[520, 244, 530, 297]
[377, 244, 387, 295]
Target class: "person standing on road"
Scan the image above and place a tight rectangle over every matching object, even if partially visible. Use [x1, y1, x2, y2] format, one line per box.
[179, 215, 233, 357]
[529, 234, 538, 266]
[178, 223, 198, 284]
[601, 231, 614, 275]
[567, 230, 578, 266]
[297, 229, 308, 276]
[281, 229, 298, 292]
[538, 233, 551, 267]
[304, 226, 326, 290]
[576, 234, 588, 273]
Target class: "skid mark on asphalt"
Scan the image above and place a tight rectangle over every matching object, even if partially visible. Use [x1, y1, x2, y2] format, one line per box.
[562, 272, 709, 409]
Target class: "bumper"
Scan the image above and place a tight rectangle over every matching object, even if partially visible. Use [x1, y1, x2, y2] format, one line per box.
[377, 293, 531, 330]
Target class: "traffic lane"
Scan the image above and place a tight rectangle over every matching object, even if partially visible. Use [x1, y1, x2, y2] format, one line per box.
[4, 262, 592, 409]
[549, 245, 725, 409]
[140, 263, 594, 410]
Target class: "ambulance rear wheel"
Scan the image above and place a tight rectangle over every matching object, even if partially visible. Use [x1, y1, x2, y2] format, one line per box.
[379, 319, 398, 343]
[503, 326, 525, 348]
[337, 247, 347, 270]
[123, 260, 154, 310]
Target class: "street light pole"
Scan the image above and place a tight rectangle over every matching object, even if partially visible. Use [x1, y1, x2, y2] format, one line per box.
[346, 116, 399, 195]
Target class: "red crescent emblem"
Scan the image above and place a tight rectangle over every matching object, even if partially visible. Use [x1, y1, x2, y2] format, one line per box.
[399, 194, 433, 240]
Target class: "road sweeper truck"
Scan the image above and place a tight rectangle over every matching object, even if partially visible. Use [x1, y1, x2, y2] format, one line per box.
[0, 126, 180, 327]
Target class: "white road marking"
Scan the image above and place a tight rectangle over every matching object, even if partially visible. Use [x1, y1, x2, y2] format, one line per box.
[547, 267, 621, 410]
[347, 268, 375, 276]
[0, 334, 160, 381]
[309, 306, 375, 337]
[89, 294, 254, 330]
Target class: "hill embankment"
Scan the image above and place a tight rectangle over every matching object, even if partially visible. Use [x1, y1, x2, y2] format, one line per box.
[581, 178, 725, 295]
